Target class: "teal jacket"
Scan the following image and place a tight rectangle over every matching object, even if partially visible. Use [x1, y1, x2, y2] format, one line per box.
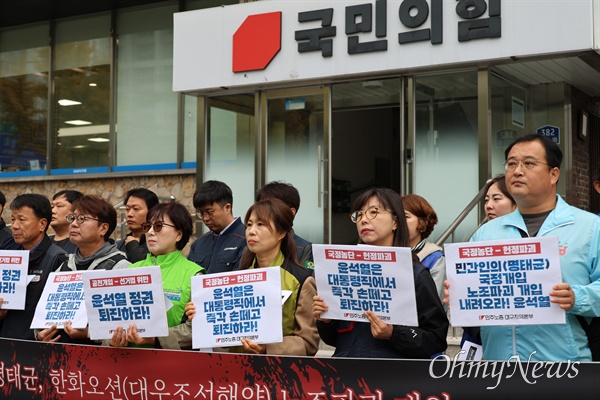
[471, 195, 600, 361]
[130, 251, 205, 328]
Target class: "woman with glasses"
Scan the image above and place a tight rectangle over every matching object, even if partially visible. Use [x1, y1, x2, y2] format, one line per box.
[185, 198, 320, 356]
[402, 194, 445, 304]
[109, 201, 205, 350]
[312, 188, 448, 358]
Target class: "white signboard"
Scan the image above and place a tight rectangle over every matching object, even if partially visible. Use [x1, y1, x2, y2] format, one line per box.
[191, 267, 282, 349]
[30, 271, 87, 329]
[174, 1, 593, 92]
[83, 266, 168, 341]
[0, 250, 29, 310]
[313, 244, 418, 326]
[445, 236, 565, 327]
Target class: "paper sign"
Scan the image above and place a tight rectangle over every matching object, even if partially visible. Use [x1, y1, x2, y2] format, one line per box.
[445, 236, 565, 327]
[82, 266, 168, 340]
[457, 340, 483, 361]
[313, 244, 418, 326]
[0, 250, 29, 310]
[191, 267, 282, 349]
[30, 271, 88, 329]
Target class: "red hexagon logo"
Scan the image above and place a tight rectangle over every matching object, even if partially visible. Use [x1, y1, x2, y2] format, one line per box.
[232, 12, 282, 73]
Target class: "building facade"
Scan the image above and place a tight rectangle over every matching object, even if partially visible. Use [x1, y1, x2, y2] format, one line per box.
[1, 0, 599, 245]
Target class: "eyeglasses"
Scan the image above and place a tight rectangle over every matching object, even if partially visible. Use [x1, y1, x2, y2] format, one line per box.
[141, 221, 176, 233]
[349, 206, 392, 223]
[66, 214, 100, 225]
[504, 159, 552, 171]
[196, 209, 215, 219]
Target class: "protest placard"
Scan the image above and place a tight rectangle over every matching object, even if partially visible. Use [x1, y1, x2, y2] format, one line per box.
[313, 244, 418, 326]
[30, 271, 87, 329]
[191, 267, 282, 349]
[445, 236, 565, 327]
[82, 266, 168, 340]
[0, 250, 29, 310]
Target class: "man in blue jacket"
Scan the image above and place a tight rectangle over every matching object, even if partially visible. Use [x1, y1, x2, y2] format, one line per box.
[467, 134, 599, 361]
[187, 180, 246, 274]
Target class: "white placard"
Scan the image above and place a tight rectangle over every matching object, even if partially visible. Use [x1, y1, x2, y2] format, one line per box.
[0, 250, 29, 310]
[30, 271, 88, 329]
[82, 266, 168, 340]
[191, 267, 282, 349]
[313, 244, 418, 326]
[445, 236, 565, 327]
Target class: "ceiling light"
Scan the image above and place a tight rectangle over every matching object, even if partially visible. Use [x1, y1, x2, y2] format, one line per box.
[87, 137, 110, 143]
[58, 124, 109, 137]
[89, 83, 97, 87]
[58, 99, 82, 106]
[73, 145, 86, 149]
[65, 120, 92, 126]
[362, 80, 383, 89]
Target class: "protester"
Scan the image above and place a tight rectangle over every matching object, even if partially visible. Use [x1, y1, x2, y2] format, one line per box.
[0, 190, 18, 250]
[187, 180, 246, 274]
[402, 194, 445, 302]
[445, 134, 600, 361]
[50, 190, 83, 253]
[0, 194, 67, 339]
[313, 188, 448, 358]
[483, 174, 516, 221]
[109, 201, 204, 350]
[117, 188, 159, 263]
[36, 195, 130, 344]
[255, 181, 314, 269]
[186, 198, 319, 356]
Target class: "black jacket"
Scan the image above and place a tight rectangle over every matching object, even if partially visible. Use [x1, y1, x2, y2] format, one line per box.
[317, 261, 449, 359]
[0, 235, 67, 340]
[187, 218, 246, 274]
[0, 219, 18, 250]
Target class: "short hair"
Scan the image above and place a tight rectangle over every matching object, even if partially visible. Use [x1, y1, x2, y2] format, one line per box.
[71, 195, 117, 241]
[238, 198, 300, 270]
[53, 190, 83, 205]
[484, 174, 516, 206]
[10, 194, 52, 233]
[505, 133, 563, 169]
[147, 201, 193, 251]
[125, 188, 159, 211]
[594, 164, 600, 183]
[193, 180, 233, 209]
[353, 188, 409, 248]
[256, 181, 301, 212]
[0, 191, 6, 208]
[401, 194, 438, 240]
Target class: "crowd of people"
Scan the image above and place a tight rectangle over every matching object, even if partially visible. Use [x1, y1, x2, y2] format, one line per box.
[0, 134, 598, 362]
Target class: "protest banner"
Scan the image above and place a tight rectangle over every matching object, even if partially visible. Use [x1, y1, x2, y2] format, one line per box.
[445, 236, 565, 327]
[1, 337, 599, 400]
[82, 266, 168, 340]
[0, 250, 29, 310]
[313, 244, 417, 325]
[30, 271, 87, 329]
[191, 267, 282, 349]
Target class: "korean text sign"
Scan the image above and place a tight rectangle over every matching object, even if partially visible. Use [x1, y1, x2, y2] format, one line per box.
[0, 250, 29, 310]
[30, 271, 87, 329]
[313, 244, 417, 326]
[191, 267, 282, 349]
[82, 266, 168, 340]
[445, 236, 565, 327]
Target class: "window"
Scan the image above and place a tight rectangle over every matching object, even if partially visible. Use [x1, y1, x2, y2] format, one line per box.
[53, 15, 111, 173]
[0, 24, 49, 176]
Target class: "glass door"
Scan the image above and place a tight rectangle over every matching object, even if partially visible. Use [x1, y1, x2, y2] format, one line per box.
[261, 86, 329, 244]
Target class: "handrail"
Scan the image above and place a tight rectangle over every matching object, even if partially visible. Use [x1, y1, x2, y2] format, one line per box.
[434, 179, 491, 247]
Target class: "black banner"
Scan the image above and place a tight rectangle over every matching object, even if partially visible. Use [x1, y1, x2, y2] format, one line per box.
[0, 338, 598, 399]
